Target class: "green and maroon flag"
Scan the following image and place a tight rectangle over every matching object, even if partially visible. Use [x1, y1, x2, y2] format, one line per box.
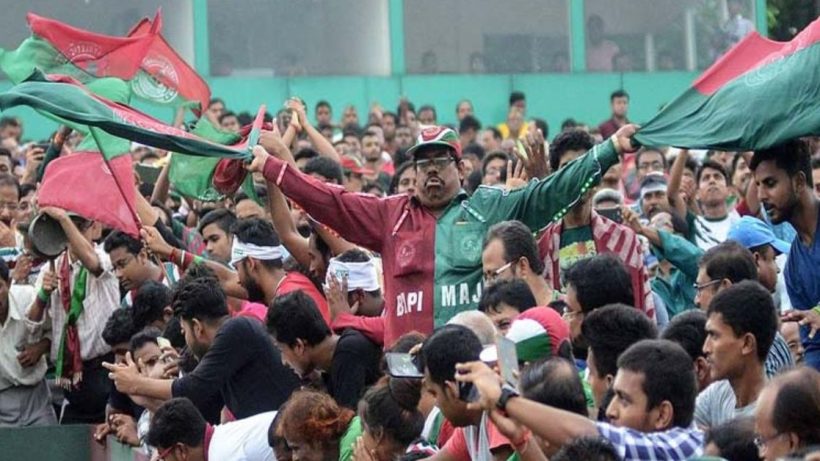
[0, 72, 252, 160]
[634, 16, 820, 150]
[0, 11, 209, 114]
[38, 153, 139, 237]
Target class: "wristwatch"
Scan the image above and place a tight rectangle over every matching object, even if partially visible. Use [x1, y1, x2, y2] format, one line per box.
[496, 383, 520, 411]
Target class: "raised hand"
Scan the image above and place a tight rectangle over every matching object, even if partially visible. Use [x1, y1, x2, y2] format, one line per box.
[324, 274, 357, 321]
[140, 226, 173, 260]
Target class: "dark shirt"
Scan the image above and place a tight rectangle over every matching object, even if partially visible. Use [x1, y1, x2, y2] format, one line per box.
[326, 329, 383, 409]
[598, 117, 627, 139]
[172, 316, 300, 419]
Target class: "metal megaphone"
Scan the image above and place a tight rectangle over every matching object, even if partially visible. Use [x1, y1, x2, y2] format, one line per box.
[28, 212, 68, 259]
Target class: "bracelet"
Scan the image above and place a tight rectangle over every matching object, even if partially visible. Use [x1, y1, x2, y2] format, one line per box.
[37, 288, 50, 303]
[169, 248, 178, 265]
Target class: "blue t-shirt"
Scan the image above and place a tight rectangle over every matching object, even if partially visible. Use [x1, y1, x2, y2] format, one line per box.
[784, 207, 820, 349]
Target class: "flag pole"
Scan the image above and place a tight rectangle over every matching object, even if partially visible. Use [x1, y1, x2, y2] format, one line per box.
[88, 129, 143, 234]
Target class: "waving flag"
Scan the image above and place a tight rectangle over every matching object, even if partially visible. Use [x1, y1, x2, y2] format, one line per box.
[635, 17, 820, 150]
[38, 153, 139, 237]
[0, 11, 209, 113]
[0, 72, 251, 160]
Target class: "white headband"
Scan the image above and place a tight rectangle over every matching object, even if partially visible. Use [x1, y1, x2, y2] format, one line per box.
[230, 239, 285, 268]
[325, 258, 380, 292]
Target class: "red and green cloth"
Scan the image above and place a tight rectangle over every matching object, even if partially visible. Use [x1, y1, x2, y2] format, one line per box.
[0, 11, 209, 114]
[634, 16, 820, 149]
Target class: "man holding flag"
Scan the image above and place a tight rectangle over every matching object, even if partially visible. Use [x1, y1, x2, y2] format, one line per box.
[25, 208, 119, 424]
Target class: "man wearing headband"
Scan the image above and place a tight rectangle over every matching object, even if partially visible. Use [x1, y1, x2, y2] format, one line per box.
[325, 249, 383, 317]
[636, 173, 670, 221]
[249, 124, 640, 347]
[229, 218, 330, 325]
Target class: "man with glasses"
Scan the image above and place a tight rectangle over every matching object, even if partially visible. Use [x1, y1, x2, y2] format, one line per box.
[481, 220, 555, 306]
[694, 241, 793, 378]
[248, 124, 638, 347]
[103, 231, 178, 308]
[0, 174, 22, 270]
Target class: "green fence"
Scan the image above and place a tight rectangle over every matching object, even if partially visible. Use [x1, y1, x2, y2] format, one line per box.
[0, 425, 148, 461]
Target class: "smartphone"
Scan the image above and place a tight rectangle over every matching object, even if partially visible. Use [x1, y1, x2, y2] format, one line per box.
[597, 207, 623, 224]
[457, 375, 479, 402]
[385, 352, 423, 379]
[497, 336, 520, 388]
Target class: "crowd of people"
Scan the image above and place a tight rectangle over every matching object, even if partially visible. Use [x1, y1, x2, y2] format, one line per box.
[0, 85, 819, 461]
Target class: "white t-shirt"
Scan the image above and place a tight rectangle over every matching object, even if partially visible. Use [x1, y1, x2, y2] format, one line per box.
[694, 211, 741, 251]
[209, 411, 277, 461]
[694, 380, 757, 429]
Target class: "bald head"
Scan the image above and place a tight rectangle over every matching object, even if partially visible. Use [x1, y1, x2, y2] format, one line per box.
[448, 310, 498, 346]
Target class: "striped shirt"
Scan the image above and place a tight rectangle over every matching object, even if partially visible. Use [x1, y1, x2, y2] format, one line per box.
[597, 423, 704, 461]
[539, 211, 656, 321]
[765, 331, 794, 378]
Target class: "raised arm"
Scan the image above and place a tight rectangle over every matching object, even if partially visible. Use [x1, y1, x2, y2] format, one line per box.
[247, 140, 388, 253]
[288, 98, 340, 162]
[487, 126, 634, 230]
[667, 149, 689, 218]
[141, 226, 248, 299]
[40, 207, 103, 276]
[455, 361, 598, 447]
[266, 182, 312, 269]
[150, 159, 172, 205]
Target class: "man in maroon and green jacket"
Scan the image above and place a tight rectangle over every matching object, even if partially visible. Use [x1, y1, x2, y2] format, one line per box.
[248, 125, 637, 347]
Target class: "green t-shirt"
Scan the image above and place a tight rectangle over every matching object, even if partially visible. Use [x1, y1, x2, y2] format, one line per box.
[558, 225, 596, 279]
[338, 416, 363, 461]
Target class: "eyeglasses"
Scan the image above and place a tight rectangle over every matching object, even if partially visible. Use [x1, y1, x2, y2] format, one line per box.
[562, 307, 582, 320]
[414, 156, 454, 172]
[483, 261, 513, 283]
[0, 202, 19, 211]
[693, 279, 722, 292]
[753, 432, 785, 451]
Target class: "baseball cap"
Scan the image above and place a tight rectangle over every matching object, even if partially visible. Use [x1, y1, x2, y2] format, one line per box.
[480, 306, 570, 363]
[340, 155, 373, 175]
[639, 172, 668, 199]
[405, 125, 462, 159]
[728, 216, 791, 255]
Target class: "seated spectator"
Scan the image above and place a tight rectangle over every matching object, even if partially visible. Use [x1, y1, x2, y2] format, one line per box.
[277, 390, 356, 461]
[561, 254, 636, 355]
[448, 310, 497, 347]
[147, 397, 276, 461]
[482, 220, 555, 306]
[419, 325, 512, 461]
[754, 367, 820, 461]
[267, 291, 382, 409]
[104, 277, 300, 419]
[695, 241, 794, 377]
[325, 249, 384, 317]
[581, 304, 658, 421]
[696, 281, 778, 429]
[703, 417, 759, 461]
[356, 378, 425, 461]
[550, 437, 621, 461]
[130, 280, 173, 332]
[661, 310, 713, 392]
[457, 339, 704, 460]
[477, 279, 536, 335]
